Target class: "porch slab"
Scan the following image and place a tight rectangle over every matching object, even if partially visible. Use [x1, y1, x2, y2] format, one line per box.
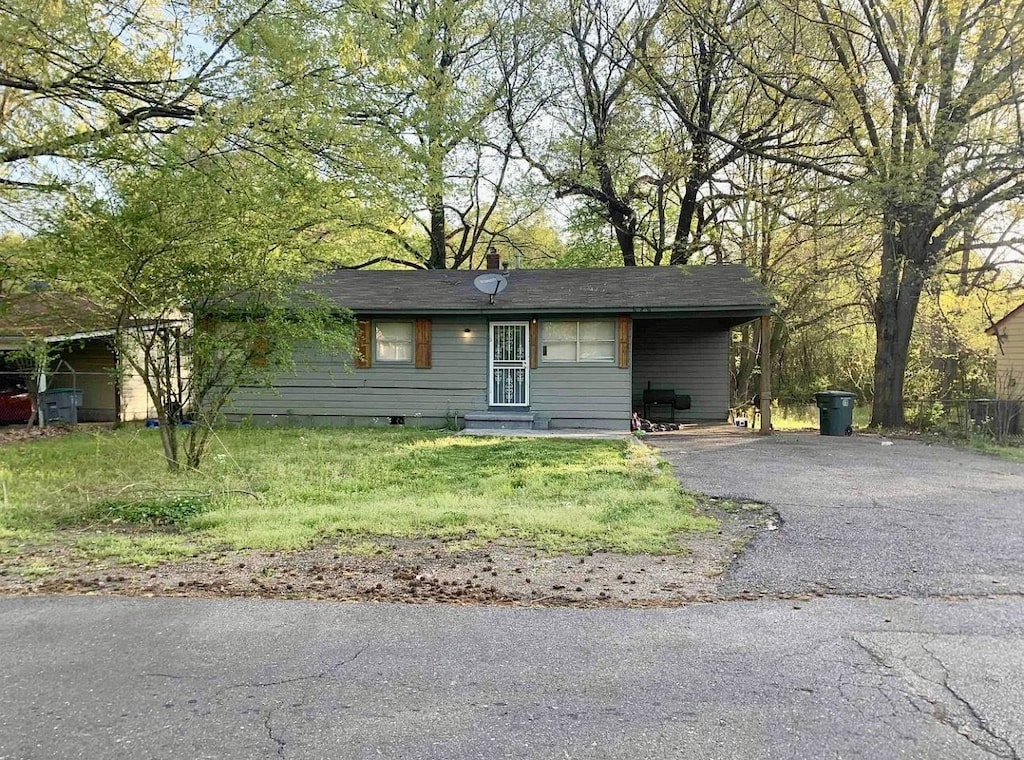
[463, 412, 536, 431]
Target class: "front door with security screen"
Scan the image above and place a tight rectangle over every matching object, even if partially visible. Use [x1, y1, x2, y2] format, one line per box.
[489, 322, 529, 406]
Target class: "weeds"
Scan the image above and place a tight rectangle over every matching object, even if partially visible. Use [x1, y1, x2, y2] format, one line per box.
[0, 426, 716, 558]
[81, 494, 211, 527]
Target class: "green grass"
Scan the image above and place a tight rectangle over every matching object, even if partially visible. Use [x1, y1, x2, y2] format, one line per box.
[769, 404, 872, 431]
[0, 426, 714, 562]
[965, 437, 1024, 462]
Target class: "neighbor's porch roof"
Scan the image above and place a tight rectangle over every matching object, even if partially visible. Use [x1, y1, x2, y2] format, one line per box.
[309, 265, 773, 324]
[0, 293, 182, 351]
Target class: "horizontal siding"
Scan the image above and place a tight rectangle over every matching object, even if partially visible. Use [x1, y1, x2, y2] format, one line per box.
[228, 316, 633, 429]
[530, 363, 631, 429]
[632, 319, 731, 421]
[995, 311, 1024, 397]
[227, 318, 490, 423]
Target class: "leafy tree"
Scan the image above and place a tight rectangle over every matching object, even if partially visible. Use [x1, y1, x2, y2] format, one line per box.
[633, 0, 804, 265]
[239, 0, 540, 270]
[738, 0, 1024, 427]
[0, 0, 273, 214]
[43, 146, 351, 470]
[506, 0, 663, 266]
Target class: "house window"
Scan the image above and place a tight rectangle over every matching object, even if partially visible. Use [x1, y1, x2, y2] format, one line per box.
[541, 320, 616, 363]
[375, 321, 414, 362]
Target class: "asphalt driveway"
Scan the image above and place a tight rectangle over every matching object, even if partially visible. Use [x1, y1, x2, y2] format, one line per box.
[653, 430, 1024, 598]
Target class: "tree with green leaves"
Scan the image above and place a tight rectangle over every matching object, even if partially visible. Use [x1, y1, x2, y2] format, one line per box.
[43, 143, 351, 470]
[505, 0, 662, 266]
[633, 0, 809, 265]
[0, 0, 274, 213]
[735, 0, 1024, 427]
[240, 0, 542, 270]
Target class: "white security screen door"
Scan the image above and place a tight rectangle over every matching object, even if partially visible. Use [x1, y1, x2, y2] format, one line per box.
[489, 322, 530, 406]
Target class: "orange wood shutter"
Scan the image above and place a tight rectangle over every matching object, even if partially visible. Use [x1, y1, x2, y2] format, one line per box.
[414, 318, 432, 369]
[355, 319, 372, 368]
[252, 336, 269, 368]
[529, 320, 539, 368]
[618, 315, 631, 369]
[251, 319, 269, 368]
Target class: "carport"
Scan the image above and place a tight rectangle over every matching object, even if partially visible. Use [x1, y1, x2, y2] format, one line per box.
[0, 292, 172, 423]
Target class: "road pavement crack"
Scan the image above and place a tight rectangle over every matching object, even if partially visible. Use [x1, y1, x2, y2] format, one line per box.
[920, 641, 1020, 760]
[227, 646, 367, 690]
[264, 710, 286, 758]
[853, 634, 1019, 760]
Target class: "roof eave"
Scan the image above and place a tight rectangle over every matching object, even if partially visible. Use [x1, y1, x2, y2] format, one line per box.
[987, 302, 1024, 334]
[348, 304, 772, 317]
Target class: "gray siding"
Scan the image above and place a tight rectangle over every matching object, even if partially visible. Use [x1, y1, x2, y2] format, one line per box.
[632, 319, 731, 421]
[530, 363, 631, 429]
[227, 317, 490, 426]
[227, 316, 632, 430]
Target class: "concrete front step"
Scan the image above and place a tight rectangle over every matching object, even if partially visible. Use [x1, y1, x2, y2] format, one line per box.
[463, 412, 547, 431]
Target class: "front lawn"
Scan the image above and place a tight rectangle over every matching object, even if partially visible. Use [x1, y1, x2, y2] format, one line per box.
[0, 426, 715, 565]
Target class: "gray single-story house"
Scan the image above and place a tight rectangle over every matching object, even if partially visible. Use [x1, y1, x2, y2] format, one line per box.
[225, 264, 772, 432]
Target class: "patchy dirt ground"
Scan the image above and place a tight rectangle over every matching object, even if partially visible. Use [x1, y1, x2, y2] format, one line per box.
[0, 498, 778, 607]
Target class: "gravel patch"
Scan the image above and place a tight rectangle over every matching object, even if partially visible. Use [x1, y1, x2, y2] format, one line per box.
[0, 498, 777, 607]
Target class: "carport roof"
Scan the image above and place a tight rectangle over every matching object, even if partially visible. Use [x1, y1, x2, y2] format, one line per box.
[0, 293, 181, 348]
[309, 265, 773, 320]
[0, 293, 115, 345]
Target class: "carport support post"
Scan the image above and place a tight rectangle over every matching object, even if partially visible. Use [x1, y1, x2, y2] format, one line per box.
[758, 314, 772, 436]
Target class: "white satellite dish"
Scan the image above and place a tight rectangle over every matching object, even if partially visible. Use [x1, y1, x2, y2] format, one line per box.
[473, 273, 508, 303]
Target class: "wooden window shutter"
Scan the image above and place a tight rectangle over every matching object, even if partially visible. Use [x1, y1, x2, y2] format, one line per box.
[251, 319, 269, 368]
[414, 318, 432, 369]
[252, 336, 269, 368]
[355, 319, 372, 369]
[617, 315, 631, 369]
[529, 320, 539, 368]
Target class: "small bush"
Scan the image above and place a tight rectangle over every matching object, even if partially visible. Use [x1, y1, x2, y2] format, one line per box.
[84, 494, 210, 527]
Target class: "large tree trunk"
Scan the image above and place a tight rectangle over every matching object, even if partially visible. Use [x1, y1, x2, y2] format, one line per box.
[670, 177, 700, 265]
[613, 221, 637, 267]
[595, 160, 638, 267]
[427, 193, 446, 269]
[869, 218, 929, 428]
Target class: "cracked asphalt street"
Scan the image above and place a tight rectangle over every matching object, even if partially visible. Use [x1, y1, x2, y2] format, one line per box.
[1, 431, 1022, 759]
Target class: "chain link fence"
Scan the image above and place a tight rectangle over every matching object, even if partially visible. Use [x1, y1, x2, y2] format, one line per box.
[769, 397, 1021, 441]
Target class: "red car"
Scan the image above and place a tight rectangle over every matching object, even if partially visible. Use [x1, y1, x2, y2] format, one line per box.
[0, 388, 33, 425]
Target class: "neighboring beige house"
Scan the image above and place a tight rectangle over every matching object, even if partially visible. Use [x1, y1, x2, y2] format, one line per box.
[986, 303, 1024, 398]
[0, 293, 183, 423]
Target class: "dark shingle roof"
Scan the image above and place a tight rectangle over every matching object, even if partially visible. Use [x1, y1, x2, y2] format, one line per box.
[310, 265, 772, 319]
[0, 293, 115, 341]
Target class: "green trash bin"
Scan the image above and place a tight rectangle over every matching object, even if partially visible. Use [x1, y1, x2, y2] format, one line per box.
[814, 391, 856, 436]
